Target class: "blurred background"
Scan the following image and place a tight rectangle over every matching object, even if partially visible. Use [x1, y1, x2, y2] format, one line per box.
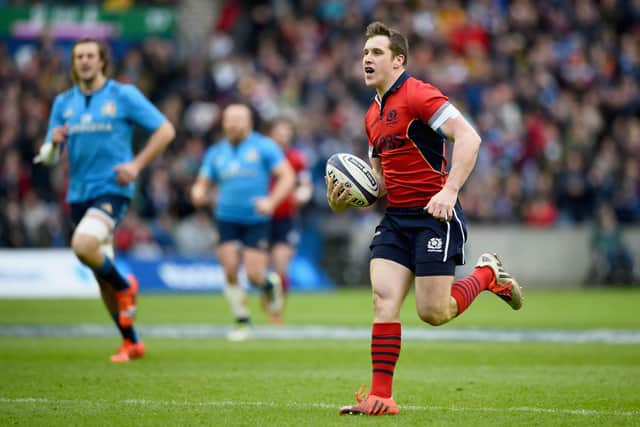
[0, 0, 639, 294]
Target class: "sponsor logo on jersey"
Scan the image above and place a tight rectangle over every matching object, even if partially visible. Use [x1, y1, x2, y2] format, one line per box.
[246, 149, 258, 163]
[427, 237, 443, 252]
[68, 122, 113, 133]
[63, 108, 73, 119]
[376, 132, 406, 153]
[81, 113, 92, 123]
[101, 101, 116, 117]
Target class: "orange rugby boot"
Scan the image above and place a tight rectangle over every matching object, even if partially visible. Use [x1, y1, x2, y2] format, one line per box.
[110, 339, 145, 363]
[475, 253, 523, 310]
[339, 385, 399, 416]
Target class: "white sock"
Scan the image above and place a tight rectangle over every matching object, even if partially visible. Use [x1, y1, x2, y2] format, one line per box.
[223, 283, 250, 320]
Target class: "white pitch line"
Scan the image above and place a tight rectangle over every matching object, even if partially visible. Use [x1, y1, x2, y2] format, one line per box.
[2, 325, 640, 343]
[1, 397, 638, 418]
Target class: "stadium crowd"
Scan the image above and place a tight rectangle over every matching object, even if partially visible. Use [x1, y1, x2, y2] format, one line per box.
[1, 0, 639, 256]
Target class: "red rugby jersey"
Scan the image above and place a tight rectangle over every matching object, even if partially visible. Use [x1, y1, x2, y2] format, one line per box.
[366, 72, 455, 208]
[272, 147, 307, 219]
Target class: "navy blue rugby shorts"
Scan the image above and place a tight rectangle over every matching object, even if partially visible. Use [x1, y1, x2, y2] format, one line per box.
[369, 202, 468, 276]
[217, 220, 271, 251]
[70, 194, 130, 228]
[269, 217, 300, 246]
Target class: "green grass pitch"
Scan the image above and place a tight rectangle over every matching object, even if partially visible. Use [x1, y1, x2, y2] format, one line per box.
[1, 288, 639, 426]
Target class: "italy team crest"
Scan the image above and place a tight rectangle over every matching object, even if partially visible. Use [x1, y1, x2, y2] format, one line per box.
[101, 101, 116, 117]
[246, 149, 259, 162]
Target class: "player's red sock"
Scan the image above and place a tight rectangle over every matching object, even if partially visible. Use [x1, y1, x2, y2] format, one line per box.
[281, 274, 289, 294]
[451, 266, 495, 316]
[370, 322, 401, 398]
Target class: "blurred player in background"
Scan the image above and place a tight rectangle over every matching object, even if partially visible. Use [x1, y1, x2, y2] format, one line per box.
[267, 117, 313, 322]
[34, 37, 175, 362]
[327, 22, 524, 416]
[191, 104, 295, 341]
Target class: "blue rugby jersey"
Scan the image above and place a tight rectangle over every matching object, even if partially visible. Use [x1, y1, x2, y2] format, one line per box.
[44, 79, 166, 202]
[199, 131, 285, 224]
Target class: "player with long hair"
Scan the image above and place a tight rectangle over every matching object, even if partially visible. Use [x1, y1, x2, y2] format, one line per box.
[35, 38, 175, 362]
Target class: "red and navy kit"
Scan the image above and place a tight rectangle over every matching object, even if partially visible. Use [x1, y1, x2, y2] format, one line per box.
[366, 72, 452, 208]
[366, 72, 468, 275]
[272, 148, 307, 220]
[270, 148, 307, 247]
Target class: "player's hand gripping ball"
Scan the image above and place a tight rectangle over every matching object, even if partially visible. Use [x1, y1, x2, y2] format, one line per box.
[326, 153, 379, 207]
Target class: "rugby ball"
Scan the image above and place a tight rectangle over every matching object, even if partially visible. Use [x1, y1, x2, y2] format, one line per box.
[326, 153, 379, 207]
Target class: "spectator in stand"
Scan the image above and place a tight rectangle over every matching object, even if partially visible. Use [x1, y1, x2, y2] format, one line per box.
[0, 0, 639, 250]
[556, 151, 592, 223]
[588, 204, 635, 284]
[524, 172, 558, 227]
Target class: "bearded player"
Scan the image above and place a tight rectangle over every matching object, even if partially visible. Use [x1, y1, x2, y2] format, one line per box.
[35, 38, 175, 362]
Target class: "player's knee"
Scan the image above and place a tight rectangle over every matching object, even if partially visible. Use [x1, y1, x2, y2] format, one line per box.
[226, 272, 238, 284]
[246, 270, 264, 286]
[73, 214, 110, 260]
[221, 267, 238, 284]
[417, 306, 450, 326]
[372, 290, 401, 321]
[218, 260, 239, 284]
[71, 233, 100, 260]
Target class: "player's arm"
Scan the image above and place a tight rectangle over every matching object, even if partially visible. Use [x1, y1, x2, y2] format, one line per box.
[290, 153, 313, 205]
[34, 97, 67, 166]
[369, 156, 387, 197]
[115, 121, 175, 185]
[133, 121, 175, 173]
[425, 113, 481, 221]
[191, 175, 213, 208]
[255, 160, 296, 216]
[192, 147, 218, 208]
[294, 170, 313, 205]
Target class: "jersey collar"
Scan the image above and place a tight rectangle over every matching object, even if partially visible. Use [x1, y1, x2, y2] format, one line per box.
[374, 71, 410, 116]
[75, 78, 111, 96]
[224, 130, 256, 147]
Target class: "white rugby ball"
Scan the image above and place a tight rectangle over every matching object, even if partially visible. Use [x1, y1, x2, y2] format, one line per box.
[326, 153, 379, 207]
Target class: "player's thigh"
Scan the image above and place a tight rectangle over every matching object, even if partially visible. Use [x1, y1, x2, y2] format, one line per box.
[271, 243, 293, 272]
[414, 275, 454, 318]
[243, 247, 269, 280]
[217, 241, 240, 274]
[370, 258, 414, 322]
[71, 195, 128, 253]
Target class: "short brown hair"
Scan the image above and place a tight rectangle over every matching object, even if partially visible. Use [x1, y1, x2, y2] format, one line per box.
[365, 21, 408, 65]
[70, 37, 110, 83]
[268, 116, 295, 132]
